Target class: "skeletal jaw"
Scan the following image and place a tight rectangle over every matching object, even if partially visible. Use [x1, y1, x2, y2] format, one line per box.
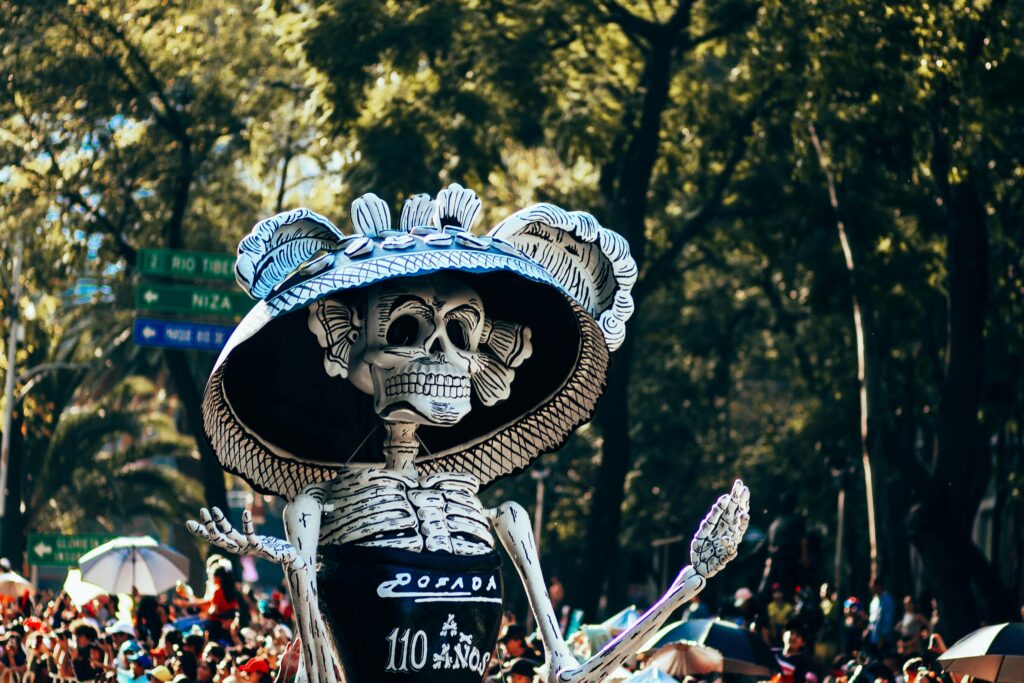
[384, 372, 472, 399]
[372, 358, 473, 426]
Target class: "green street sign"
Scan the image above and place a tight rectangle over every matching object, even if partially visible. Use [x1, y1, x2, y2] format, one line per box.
[138, 248, 236, 282]
[27, 533, 120, 566]
[135, 282, 253, 319]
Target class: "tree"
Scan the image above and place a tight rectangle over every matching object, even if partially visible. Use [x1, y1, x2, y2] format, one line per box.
[304, 0, 763, 613]
[0, 0, 344, 551]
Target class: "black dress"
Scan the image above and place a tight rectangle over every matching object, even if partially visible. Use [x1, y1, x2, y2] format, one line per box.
[317, 544, 504, 682]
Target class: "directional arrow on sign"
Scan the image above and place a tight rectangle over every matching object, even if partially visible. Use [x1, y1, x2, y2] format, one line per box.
[33, 542, 53, 559]
[143, 289, 159, 304]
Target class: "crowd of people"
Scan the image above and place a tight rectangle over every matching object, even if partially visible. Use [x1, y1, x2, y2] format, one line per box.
[720, 577, 958, 683]
[0, 556, 297, 683]
[0, 546, 1016, 683]
[486, 577, 982, 683]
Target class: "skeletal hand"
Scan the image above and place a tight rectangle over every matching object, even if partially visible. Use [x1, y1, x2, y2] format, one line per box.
[187, 507, 302, 568]
[690, 479, 750, 578]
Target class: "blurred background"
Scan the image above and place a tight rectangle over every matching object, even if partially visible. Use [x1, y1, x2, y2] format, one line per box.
[0, 0, 1021, 643]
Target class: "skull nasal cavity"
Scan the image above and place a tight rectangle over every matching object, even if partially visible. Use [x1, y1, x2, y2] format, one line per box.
[386, 315, 419, 346]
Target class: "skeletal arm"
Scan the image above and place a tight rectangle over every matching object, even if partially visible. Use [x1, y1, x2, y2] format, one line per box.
[492, 480, 749, 683]
[560, 480, 750, 683]
[187, 492, 343, 683]
[487, 502, 579, 678]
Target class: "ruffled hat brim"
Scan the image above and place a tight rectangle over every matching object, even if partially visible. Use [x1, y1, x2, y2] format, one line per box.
[201, 188, 635, 497]
[203, 248, 609, 496]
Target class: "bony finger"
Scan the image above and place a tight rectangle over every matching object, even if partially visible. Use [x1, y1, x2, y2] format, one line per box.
[213, 511, 234, 535]
[199, 508, 213, 523]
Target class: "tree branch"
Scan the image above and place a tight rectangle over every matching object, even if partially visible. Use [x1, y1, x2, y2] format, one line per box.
[598, 0, 659, 41]
[633, 96, 762, 304]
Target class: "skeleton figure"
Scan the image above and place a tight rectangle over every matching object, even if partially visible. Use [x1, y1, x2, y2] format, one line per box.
[188, 186, 749, 683]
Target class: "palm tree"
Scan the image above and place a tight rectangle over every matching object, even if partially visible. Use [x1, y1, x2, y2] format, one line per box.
[25, 375, 203, 538]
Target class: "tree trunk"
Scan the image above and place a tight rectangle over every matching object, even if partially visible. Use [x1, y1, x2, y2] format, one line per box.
[577, 332, 635, 614]
[164, 349, 228, 514]
[576, 37, 673, 615]
[909, 177, 1008, 639]
[1, 411, 25, 564]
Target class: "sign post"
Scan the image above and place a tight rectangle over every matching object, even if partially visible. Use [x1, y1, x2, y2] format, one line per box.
[133, 318, 235, 352]
[137, 249, 237, 281]
[134, 282, 252, 319]
[27, 533, 120, 566]
[133, 249, 243, 353]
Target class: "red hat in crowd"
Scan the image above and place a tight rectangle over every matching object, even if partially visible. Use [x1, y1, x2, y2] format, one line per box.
[23, 617, 45, 632]
[238, 658, 270, 675]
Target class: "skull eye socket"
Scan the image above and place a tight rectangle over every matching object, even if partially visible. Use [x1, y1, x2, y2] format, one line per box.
[445, 320, 469, 350]
[386, 315, 420, 346]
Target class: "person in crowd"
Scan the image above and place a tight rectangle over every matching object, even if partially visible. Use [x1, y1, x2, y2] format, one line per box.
[24, 632, 53, 683]
[195, 659, 215, 683]
[181, 633, 204, 659]
[498, 623, 541, 662]
[123, 653, 153, 683]
[901, 656, 926, 683]
[795, 585, 823, 651]
[502, 657, 541, 683]
[134, 598, 163, 647]
[896, 596, 929, 656]
[172, 652, 198, 682]
[731, 587, 757, 627]
[927, 599, 943, 643]
[816, 583, 841, 664]
[768, 585, 796, 644]
[176, 560, 239, 644]
[199, 644, 224, 667]
[235, 657, 272, 683]
[0, 634, 28, 683]
[866, 578, 896, 654]
[146, 665, 173, 683]
[839, 597, 866, 659]
[774, 620, 820, 683]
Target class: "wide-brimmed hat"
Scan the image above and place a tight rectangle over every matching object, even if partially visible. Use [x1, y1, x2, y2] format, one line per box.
[203, 184, 636, 496]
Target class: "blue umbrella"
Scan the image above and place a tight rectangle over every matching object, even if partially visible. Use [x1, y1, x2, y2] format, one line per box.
[643, 618, 778, 678]
[602, 606, 641, 632]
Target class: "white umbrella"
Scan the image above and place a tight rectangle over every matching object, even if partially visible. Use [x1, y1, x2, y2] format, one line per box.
[938, 622, 1024, 682]
[645, 641, 724, 679]
[0, 571, 33, 599]
[623, 667, 680, 682]
[62, 569, 107, 608]
[78, 536, 188, 595]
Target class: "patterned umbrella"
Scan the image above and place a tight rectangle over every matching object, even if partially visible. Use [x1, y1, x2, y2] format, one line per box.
[643, 618, 778, 678]
[645, 641, 723, 678]
[938, 623, 1024, 682]
[78, 536, 188, 595]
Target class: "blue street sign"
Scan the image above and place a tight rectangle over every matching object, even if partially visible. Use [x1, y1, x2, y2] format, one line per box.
[133, 317, 235, 352]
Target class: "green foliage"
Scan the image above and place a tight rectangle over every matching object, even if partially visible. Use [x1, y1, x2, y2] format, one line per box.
[0, 0, 1021, 626]
[26, 375, 202, 537]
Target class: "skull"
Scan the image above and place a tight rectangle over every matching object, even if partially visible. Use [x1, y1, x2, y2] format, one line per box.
[361, 274, 484, 425]
[307, 273, 533, 427]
